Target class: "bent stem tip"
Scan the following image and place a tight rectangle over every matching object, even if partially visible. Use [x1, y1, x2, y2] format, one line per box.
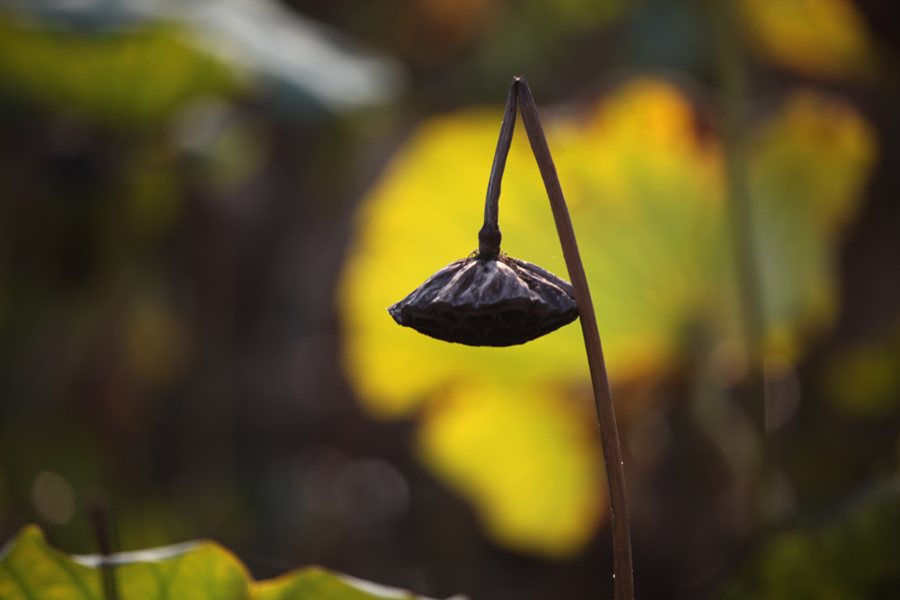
[478, 79, 519, 258]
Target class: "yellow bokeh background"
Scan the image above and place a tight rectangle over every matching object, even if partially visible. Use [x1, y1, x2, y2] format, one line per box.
[338, 78, 875, 557]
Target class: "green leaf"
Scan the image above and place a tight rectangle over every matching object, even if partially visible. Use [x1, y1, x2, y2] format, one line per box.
[0, 525, 444, 600]
[257, 566, 436, 599]
[0, 3, 403, 125]
[0, 525, 250, 600]
[0, 16, 239, 129]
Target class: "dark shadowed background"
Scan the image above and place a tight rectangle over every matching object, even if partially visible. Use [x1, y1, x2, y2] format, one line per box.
[2, 0, 900, 598]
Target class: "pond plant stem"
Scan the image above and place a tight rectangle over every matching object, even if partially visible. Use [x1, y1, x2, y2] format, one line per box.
[515, 76, 635, 600]
[89, 498, 121, 600]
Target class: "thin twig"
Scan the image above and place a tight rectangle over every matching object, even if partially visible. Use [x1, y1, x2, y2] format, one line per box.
[89, 497, 120, 600]
[515, 76, 635, 600]
[478, 79, 519, 258]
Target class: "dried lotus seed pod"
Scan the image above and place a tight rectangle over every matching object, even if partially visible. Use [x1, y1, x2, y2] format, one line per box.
[388, 254, 578, 346]
[388, 79, 578, 346]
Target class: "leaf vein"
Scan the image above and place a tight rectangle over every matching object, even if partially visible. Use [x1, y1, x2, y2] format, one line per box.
[1, 561, 38, 600]
[46, 549, 101, 600]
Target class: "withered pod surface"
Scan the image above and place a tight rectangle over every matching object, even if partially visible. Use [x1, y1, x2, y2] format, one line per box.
[388, 254, 578, 346]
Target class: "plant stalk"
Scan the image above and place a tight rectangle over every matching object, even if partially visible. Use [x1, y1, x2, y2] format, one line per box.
[479, 79, 519, 258]
[515, 76, 635, 600]
[89, 497, 120, 600]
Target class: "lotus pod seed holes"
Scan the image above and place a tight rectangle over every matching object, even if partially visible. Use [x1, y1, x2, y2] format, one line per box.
[389, 254, 578, 347]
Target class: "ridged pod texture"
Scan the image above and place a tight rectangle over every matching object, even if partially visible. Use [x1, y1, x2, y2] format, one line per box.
[389, 255, 578, 346]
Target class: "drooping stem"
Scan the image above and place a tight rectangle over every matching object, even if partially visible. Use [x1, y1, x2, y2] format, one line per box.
[478, 79, 518, 258]
[515, 77, 635, 600]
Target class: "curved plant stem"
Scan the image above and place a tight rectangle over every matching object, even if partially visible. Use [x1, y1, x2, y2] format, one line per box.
[515, 77, 635, 600]
[478, 79, 518, 258]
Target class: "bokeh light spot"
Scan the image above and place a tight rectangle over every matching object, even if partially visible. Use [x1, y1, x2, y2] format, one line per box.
[31, 471, 76, 525]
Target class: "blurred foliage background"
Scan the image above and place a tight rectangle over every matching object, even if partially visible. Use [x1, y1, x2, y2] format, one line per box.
[1, 0, 900, 599]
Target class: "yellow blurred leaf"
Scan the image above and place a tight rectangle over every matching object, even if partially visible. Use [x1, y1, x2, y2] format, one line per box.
[418, 382, 605, 558]
[740, 0, 879, 80]
[748, 91, 876, 360]
[340, 80, 724, 419]
[338, 78, 875, 556]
